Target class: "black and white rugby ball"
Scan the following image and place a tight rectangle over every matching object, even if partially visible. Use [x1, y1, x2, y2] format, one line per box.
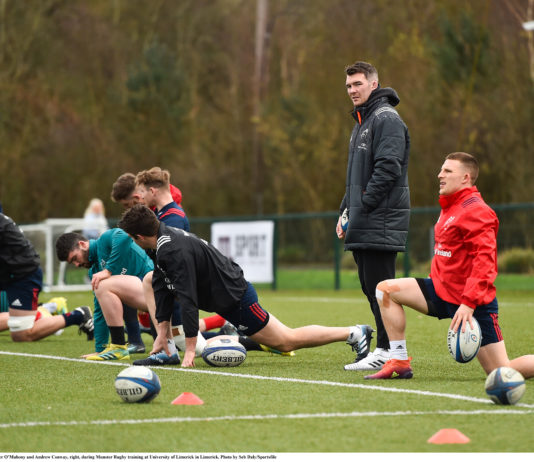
[115, 366, 161, 403]
[485, 367, 526, 405]
[341, 208, 349, 232]
[202, 337, 247, 367]
[447, 318, 482, 363]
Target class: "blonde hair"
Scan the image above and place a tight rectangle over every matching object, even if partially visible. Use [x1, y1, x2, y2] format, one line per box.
[84, 198, 105, 216]
[135, 167, 171, 189]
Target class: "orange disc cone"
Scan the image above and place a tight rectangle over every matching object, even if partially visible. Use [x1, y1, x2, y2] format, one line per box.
[428, 428, 470, 444]
[171, 392, 204, 405]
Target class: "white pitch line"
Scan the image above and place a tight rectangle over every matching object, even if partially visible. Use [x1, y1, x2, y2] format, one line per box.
[2, 350, 533, 409]
[1, 408, 534, 429]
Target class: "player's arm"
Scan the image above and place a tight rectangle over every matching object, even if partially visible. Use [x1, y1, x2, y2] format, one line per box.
[363, 117, 406, 212]
[459, 209, 498, 309]
[158, 246, 200, 366]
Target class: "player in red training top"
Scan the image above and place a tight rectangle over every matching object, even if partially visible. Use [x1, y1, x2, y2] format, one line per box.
[364, 152, 534, 380]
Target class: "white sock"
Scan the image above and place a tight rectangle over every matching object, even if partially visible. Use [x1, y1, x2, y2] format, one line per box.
[167, 339, 177, 355]
[375, 347, 390, 357]
[389, 340, 408, 360]
[40, 302, 56, 314]
[348, 325, 362, 341]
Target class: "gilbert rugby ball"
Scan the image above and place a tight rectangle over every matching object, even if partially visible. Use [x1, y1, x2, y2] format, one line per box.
[202, 337, 247, 367]
[115, 366, 161, 403]
[447, 318, 482, 363]
[485, 367, 526, 405]
[341, 208, 349, 232]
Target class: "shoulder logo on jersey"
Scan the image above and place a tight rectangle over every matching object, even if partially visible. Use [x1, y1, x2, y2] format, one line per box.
[157, 235, 172, 252]
[461, 197, 482, 208]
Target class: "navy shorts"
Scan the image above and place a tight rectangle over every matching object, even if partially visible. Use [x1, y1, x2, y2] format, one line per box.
[416, 278, 503, 347]
[0, 268, 42, 312]
[222, 282, 270, 336]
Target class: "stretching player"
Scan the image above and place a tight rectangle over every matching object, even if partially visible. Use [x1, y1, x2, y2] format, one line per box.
[365, 152, 534, 380]
[56, 229, 153, 360]
[0, 212, 93, 342]
[118, 205, 373, 368]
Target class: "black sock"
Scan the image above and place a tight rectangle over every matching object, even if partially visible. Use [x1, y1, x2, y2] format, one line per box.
[238, 336, 263, 351]
[63, 310, 83, 327]
[109, 326, 126, 346]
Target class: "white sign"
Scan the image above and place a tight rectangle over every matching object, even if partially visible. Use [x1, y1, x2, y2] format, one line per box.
[211, 220, 274, 283]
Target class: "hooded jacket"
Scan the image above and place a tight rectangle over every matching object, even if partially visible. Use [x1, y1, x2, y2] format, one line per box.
[340, 86, 410, 251]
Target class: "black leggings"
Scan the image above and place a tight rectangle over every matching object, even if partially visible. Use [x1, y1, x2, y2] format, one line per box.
[353, 249, 397, 349]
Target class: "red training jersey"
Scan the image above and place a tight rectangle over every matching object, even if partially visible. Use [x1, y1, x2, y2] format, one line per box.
[430, 186, 499, 309]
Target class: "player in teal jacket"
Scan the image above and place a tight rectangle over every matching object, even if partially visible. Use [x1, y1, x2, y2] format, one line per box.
[56, 228, 153, 353]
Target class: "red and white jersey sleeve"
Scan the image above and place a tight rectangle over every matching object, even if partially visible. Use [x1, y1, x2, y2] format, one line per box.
[430, 186, 499, 309]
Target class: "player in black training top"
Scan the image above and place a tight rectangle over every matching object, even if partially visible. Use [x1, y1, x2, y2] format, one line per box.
[119, 205, 373, 368]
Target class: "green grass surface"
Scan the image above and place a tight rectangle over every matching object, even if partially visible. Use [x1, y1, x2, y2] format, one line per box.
[1, 286, 534, 453]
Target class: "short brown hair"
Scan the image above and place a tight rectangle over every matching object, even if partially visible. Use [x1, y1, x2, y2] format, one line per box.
[135, 167, 171, 190]
[118, 204, 160, 238]
[345, 61, 379, 82]
[446, 152, 479, 184]
[111, 173, 136, 202]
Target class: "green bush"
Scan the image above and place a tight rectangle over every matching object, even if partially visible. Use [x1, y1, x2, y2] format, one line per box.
[498, 248, 534, 274]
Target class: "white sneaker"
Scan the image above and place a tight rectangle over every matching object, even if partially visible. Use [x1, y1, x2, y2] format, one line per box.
[344, 348, 390, 371]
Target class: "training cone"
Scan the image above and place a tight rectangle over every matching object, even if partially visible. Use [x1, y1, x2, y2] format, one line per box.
[427, 428, 470, 444]
[171, 392, 204, 405]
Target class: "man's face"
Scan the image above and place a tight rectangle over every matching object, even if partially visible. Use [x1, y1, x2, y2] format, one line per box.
[346, 72, 377, 107]
[66, 241, 91, 268]
[118, 192, 142, 209]
[438, 159, 470, 196]
[136, 185, 156, 208]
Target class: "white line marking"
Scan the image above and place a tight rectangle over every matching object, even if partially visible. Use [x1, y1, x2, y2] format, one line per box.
[3, 350, 533, 409]
[1, 409, 533, 429]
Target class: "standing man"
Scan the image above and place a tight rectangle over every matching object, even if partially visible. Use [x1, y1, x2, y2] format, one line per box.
[337, 61, 410, 371]
[0, 212, 94, 342]
[366, 152, 534, 380]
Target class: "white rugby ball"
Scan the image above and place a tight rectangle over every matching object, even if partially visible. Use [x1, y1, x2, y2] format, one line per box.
[115, 366, 161, 403]
[485, 367, 526, 405]
[202, 337, 247, 367]
[447, 318, 482, 363]
[341, 208, 349, 232]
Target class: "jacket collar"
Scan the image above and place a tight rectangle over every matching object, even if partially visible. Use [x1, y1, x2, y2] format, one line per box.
[350, 86, 400, 124]
[439, 186, 479, 209]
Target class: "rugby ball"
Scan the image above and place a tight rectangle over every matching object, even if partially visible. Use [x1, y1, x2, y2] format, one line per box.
[341, 208, 349, 232]
[485, 367, 526, 405]
[446, 318, 482, 363]
[202, 337, 247, 367]
[115, 366, 161, 403]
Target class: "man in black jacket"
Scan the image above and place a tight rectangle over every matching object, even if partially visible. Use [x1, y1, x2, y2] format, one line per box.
[337, 61, 410, 372]
[0, 212, 94, 341]
[119, 205, 373, 368]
